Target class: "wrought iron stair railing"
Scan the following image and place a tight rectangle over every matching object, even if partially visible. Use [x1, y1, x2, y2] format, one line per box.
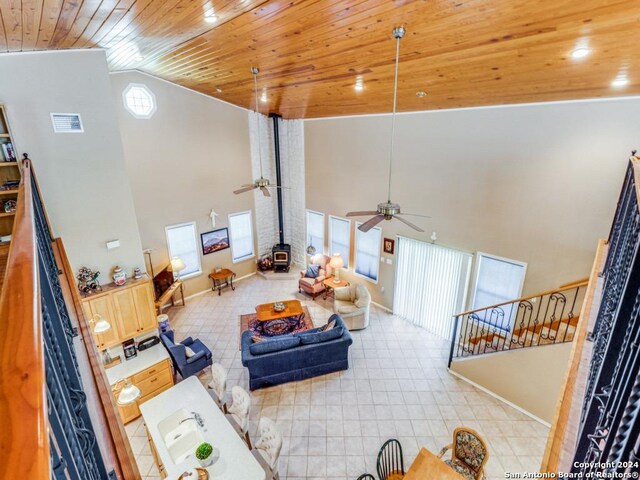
[448, 280, 588, 367]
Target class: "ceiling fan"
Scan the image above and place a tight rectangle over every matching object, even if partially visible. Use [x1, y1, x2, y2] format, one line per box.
[346, 26, 430, 233]
[234, 67, 280, 198]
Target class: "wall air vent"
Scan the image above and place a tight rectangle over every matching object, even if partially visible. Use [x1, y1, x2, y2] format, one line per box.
[51, 113, 84, 133]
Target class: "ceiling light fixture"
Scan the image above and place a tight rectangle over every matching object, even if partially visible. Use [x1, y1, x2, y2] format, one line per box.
[345, 26, 430, 233]
[204, 8, 218, 23]
[354, 77, 364, 92]
[416, 91, 427, 97]
[260, 89, 267, 103]
[570, 47, 590, 59]
[216, 88, 222, 93]
[612, 75, 629, 88]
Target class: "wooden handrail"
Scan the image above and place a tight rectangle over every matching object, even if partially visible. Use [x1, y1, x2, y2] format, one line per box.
[453, 279, 589, 318]
[559, 277, 589, 289]
[0, 159, 50, 478]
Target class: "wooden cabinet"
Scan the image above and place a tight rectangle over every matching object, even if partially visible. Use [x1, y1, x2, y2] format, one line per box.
[80, 277, 157, 350]
[0, 105, 21, 244]
[111, 358, 173, 424]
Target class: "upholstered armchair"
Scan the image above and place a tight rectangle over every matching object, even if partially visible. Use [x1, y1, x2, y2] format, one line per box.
[160, 330, 213, 379]
[333, 284, 371, 330]
[298, 254, 333, 299]
[438, 427, 489, 480]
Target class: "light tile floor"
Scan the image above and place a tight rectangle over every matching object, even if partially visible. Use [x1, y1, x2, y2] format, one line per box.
[126, 275, 549, 480]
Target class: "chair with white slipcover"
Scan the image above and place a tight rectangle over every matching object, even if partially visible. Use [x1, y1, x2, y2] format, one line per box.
[207, 363, 228, 412]
[253, 417, 282, 480]
[227, 385, 252, 449]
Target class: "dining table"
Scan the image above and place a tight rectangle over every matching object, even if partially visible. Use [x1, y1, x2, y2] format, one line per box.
[403, 447, 466, 479]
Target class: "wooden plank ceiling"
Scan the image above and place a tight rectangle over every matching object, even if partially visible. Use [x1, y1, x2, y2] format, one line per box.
[0, 0, 638, 118]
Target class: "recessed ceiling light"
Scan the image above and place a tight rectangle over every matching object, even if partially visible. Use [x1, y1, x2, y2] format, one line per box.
[570, 47, 591, 59]
[216, 88, 222, 93]
[260, 91, 267, 103]
[204, 9, 218, 23]
[354, 77, 364, 92]
[611, 76, 629, 88]
[416, 91, 427, 97]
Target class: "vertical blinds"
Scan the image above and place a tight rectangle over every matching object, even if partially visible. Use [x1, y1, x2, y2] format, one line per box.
[393, 236, 471, 339]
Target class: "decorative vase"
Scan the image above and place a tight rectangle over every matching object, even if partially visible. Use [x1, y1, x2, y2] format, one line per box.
[197, 456, 213, 468]
[133, 267, 142, 279]
[112, 266, 127, 286]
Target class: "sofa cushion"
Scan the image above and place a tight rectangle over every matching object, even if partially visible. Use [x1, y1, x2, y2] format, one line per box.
[294, 327, 323, 337]
[335, 302, 359, 314]
[185, 346, 196, 357]
[299, 326, 344, 345]
[299, 277, 318, 288]
[305, 264, 320, 278]
[250, 335, 301, 355]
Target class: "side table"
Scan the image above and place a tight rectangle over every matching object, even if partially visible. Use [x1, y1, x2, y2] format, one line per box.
[209, 269, 236, 296]
[322, 277, 350, 299]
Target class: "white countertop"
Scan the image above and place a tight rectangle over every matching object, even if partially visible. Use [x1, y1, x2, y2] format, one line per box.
[105, 343, 170, 386]
[140, 376, 266, 480]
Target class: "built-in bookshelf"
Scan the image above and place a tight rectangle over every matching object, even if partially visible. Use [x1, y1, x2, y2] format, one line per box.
[0, 105, 20, 244]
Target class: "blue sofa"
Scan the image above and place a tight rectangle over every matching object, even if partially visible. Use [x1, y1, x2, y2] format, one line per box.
[160, 330, 213, 379]
[241, 314, 353, 390]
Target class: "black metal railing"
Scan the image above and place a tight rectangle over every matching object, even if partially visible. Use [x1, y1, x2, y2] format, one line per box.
[25, 159, 114, 479]
[572, 155, 640, 475]
[448, 282, 588, 367]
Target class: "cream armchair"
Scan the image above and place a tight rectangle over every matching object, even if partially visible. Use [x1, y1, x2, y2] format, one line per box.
[333, 284, 371, 330]
[299, 254, 332, 299]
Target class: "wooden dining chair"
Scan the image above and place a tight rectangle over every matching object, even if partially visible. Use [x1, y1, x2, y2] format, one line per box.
[253, 417, 283, 480]
[437, 427, 489, 480]
[377, 438, 405, 480]
[227, 385, 252, 449]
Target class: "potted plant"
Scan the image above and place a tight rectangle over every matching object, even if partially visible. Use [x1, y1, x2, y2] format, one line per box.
[195, 442, 214, 467]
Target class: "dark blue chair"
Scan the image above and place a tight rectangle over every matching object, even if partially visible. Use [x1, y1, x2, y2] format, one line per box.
[160, 330, 213, 379]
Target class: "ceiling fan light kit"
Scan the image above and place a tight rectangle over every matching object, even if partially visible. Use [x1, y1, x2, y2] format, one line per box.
[346, 26, 429, 233]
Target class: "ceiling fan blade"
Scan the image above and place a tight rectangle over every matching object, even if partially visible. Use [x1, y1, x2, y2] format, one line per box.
[234, 185, 257, 194]
[394, 215, 425, 232]
[358, 215, 385, 232]
[347, 211, 379, 217]
[260, 186, 271, 197]
[399, 212, 432, 219]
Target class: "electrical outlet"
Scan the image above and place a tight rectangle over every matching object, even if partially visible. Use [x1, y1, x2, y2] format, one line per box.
[381, 286, 385, 293]
[386, 258, 393, 264]
[380, 257, 385, 263]
[106, 239, 120, 250]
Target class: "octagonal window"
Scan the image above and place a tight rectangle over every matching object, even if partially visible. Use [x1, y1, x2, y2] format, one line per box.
[123, 83, 156, 119]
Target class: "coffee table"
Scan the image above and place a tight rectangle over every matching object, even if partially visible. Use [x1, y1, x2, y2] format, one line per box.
[255, 299, 303, 321]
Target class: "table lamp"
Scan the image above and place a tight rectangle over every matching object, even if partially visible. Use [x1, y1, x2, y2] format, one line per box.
[117, 378, 141, 405]
[170, 256, 186, 280]
[329, 253, 344, 283]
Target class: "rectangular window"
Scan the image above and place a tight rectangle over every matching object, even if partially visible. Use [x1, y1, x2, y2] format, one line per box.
[329, 216, 351, 269]
[471, 252, 527, 330]
[306, 210, 325, 255]
[229, 211, 255, 263]
[165, 222, 202, 279]
[354, 222, 382, 283]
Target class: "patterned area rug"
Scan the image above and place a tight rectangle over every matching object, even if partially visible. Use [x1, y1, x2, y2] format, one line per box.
[239, 306, 313, 349]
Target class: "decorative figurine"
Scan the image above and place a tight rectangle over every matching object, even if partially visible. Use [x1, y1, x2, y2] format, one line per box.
[112, 266, 127, 286]
[133, 266, 143, 279]
[77, 266, 101, 295]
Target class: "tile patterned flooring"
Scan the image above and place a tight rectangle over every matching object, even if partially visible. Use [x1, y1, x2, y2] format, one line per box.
[125, 275, 549, 480]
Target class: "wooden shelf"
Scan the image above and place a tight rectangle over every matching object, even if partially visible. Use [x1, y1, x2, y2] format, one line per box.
[0, 212, 15, 218]
[0, 190, 18, 195]
[0, 134, 9, 138]
[0, 162, 18, 167]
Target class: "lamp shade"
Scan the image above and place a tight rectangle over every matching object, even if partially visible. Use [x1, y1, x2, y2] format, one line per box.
[92, 314, 111, 334]
[329, 253, 344, 270]
[170, 256, 186, 272]
[117, 379, 141, 405]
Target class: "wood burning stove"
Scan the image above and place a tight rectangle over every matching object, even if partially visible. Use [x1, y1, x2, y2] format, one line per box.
[269, 113, 292, 272]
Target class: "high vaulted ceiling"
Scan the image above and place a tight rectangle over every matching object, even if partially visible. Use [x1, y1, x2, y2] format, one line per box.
[1, 0, 638, 118]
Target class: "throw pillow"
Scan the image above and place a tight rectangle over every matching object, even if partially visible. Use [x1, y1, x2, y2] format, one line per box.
[252, 335, 265, 343]
[305, 264, 320, 278]
[322, 319, 336, 331]
[185, 346, 196, 358]
[299, 326, 344, 345]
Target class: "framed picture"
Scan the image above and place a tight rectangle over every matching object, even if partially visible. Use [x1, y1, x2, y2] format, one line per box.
[200, 228, 230, 255]
[383, 238, 395, 255]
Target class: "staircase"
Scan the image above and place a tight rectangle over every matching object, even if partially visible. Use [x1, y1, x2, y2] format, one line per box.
[448, 279, 588, 366]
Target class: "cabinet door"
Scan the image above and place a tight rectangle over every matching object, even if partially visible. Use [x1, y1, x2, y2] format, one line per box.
[84, 296, 120, 349]
[112, 289, 140, 339]
[112, 384, 140, 424]
[132, 282, 157, 334]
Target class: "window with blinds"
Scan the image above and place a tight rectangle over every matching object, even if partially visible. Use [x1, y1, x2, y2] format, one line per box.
[306, 210, 324, 255]
[229, 211, 255, 263]
[329, 216, 351, 269]
[393, 236, 472, 339]
[354, 222, 382, 283]
[165, 222, 202, 279]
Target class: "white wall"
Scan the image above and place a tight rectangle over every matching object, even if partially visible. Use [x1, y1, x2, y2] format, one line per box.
[305, 98, 640, 309]
[110, 71, 256, 296]
[0, 50, 145, 283]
